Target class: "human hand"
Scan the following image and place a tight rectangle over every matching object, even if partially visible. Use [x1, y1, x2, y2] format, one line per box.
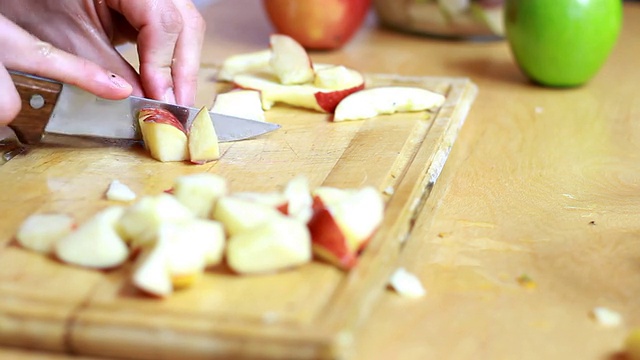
[0, 0, 205, 124]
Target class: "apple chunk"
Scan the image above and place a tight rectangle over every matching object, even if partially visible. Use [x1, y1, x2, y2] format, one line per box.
[269, 34, 315, 85]
[138, 108, 189, 162]
[333, 86, 446, 122]
[188, 106, 220, 164]
[308, 186, 385, 269]
[226, 214, 312, 274]
[171, 173, 228, 218]
[212, 195, 283, 237]
[211, 90, 267, 122]
[234, 71, 364, 113]
[16, 213, 76, 254]
[218, 49, 272, 82]
[55, 206, 129, 269]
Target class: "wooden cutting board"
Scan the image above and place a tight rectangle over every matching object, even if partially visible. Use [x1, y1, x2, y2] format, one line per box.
[0, 71, 477, 360]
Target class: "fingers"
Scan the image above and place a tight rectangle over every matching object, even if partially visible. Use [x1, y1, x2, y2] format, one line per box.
[106, 0, 204, 106]
[0, 14, 133, 101]
[0, 63, 21, 125]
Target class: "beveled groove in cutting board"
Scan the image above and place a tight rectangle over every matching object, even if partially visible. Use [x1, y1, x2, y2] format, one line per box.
[0, 72, 477, 360]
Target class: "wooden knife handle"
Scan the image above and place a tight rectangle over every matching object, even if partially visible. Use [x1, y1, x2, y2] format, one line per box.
[8, 71, 62, 144]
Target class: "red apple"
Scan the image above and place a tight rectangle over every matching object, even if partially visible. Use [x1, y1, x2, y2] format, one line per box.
[262, 0, 372, 50]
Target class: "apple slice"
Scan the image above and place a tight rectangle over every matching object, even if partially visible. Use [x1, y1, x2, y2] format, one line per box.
[269, 34, 315, 85]
[226, 214, 312, 274]
[218, 49, 272, 82]
[314, 65, 365, 90]
[211, 90, 267, 122]
[15, 213, 76, 254]
[105, 180, 136, 202]
[117, 194, 194, 248]
[172, 173, 228, 218]
[212, 195, 284, 237]
[55, 206, 129, 269]
[307, 186, 385, 269]
[132, 236, 172, 298]
[138, 108, 189, 162]
[282, 175, 313, 223]
[234, 71, 364, 113]
[333, 86, 446, 122]
[188, 106, 220, 164]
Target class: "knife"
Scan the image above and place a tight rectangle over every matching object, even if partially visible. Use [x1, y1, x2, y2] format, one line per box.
[7, 71, 280, 145]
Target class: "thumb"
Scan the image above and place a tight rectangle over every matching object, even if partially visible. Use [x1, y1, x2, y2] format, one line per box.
[0, 14, 133, 101]
[0, 63, 21, 125]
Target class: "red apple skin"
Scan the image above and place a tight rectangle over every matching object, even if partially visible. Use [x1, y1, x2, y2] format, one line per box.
[307, 207, 358, 269]
[138, 108, 186, 133]
[315, 83, 365, 113]
[262, 0, 372, 50]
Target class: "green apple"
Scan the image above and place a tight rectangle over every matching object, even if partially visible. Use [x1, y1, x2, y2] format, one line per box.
[504, 0, 622, 87]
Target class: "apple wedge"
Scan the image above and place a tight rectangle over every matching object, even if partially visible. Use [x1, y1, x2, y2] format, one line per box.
[188, 106, 220, 164]
[117, 194, 194, 248]
[16, 213, 76, 254]
[172, 173, 228, 218]
[234, 71, 364, 113]
[138, 108, 189, 162]
[282, 175, 313, 223]
[218, 49, 272, 82]
[307, 186, 384, 269]
[333, 86, 446, 122]
[269, 34, 315, 85]
[211, 195, 284, 237]
[105, 180, 136, 202]
[132, 236, 172, 298]
[226, 214, 312, 274]
[55, 206, 129, 269]
[211, 90, 267, 122]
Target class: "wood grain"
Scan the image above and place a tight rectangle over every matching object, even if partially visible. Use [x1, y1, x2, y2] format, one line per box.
[0, 73, 476, 359]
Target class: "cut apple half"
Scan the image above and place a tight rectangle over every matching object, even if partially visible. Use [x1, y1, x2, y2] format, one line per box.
[269, 34, 315, 85]
[234, 71, 364, 113]
[16, 213, 76, 254]
[333, 86, 446, 122]
[211, 90, 267, 122]
[55, 206, 129, 269]
[138, 108, 189, 162]
[218, 49, 272, 82]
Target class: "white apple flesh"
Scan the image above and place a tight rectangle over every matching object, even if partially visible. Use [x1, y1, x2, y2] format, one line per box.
[132, 236, 173, 298]
[212, 195, 284, 237]
[105, 180, 137, 202]
[218, 49, 272, 82]
[188, 106, 220, 164]
[16, 213, 76, 254]
[211, 90, 267, 122]
[55, 206, 129, 269]
[333, 86, 446, 122]
[138, 108, 189, 162]
[226, 215, 312, 274]
[171, 173, 228, 218]
[269, 34, 315, 85]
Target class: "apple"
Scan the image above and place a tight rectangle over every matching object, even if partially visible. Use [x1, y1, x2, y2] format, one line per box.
[132, 236, 173, 298]
[269, 34, 315, 85]
[333, 86, 446, 122]
[262, 0, 372, 50]
[217, 49, 272, 82]
[233, 191, 289, 213]
[504, 0, 622, 87]
[307, 186, 384, 269]
[282, 175, 313, 223]
[187, 106, 220, 164]
[15, 213, 76, 254]
[211, 90, 267, 122]
[55, 206, 130, 269]
[105, 180, 137, 202]
[138, 108, 189, 162]
[171, 173, 228, 218]
[314, 65, 364, 90]
[211, 195, 284, 237]
[388, 267, 427, 299]
[233, 70, 364, 113]
[226, 214, 312, 274]
[117, 194, 194, 248]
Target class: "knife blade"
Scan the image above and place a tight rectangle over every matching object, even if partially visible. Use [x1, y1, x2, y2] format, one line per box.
[7, 71, 280, 145]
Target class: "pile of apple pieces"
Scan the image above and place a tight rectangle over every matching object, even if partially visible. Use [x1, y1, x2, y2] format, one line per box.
[14, 174, 385, 298]
[218, 34, 447, 121]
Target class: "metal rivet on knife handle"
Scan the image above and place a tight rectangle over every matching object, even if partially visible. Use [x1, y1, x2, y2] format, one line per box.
[29, 94, 45, 110]
[7, 71, 63, 144]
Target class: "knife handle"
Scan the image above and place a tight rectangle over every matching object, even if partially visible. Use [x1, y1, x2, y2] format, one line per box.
[8, 71, 62, 144]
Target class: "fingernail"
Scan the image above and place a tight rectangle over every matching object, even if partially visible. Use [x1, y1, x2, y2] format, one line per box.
[163, 87, 176, 104]
[108, 73, 130, 89]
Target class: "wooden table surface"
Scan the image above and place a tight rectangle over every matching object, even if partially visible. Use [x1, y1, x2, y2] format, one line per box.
[3, 1, 640, 359]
